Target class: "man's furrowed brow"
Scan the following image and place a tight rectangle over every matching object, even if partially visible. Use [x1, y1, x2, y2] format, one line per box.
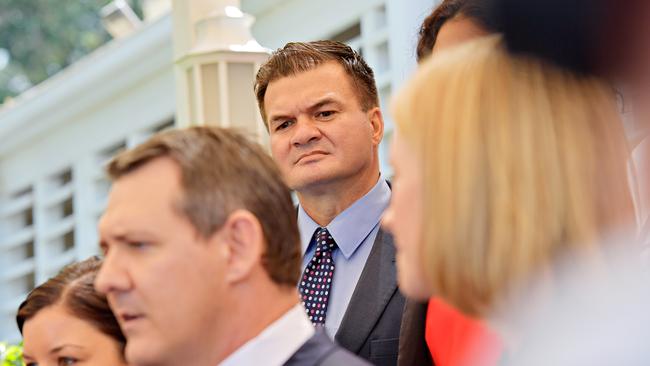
[308, 97, 341, 111]
[269, 113, 293, 125]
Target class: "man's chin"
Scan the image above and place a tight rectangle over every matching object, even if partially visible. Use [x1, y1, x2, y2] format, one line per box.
[290, 174, 338, 193]
[287, 167, 344, 190]
[125, 338, 164, 366]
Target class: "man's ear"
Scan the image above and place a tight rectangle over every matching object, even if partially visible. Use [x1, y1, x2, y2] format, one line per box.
[368, 107, 384, 145]
[215, 209, 265, 285]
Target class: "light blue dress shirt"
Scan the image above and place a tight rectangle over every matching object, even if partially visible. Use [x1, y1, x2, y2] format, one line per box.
[297, 176, 391, 338]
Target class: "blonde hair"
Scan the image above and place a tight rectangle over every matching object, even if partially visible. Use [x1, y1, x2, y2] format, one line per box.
[392, 36, 634, 317]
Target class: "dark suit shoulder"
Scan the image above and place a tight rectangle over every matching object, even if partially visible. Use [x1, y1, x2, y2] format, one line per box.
[284, 329, 371, 366]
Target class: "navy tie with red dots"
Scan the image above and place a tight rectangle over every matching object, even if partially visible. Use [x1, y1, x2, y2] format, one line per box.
[299, 227, 337, 325]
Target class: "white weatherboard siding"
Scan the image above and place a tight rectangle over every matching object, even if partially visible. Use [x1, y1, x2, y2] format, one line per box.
[0, 0, 435, 341]
[0, 15, 175, 342]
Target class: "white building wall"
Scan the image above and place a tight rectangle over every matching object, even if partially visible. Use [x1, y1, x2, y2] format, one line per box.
[0, 16, 176, 342]
[0, 0, 436, 341]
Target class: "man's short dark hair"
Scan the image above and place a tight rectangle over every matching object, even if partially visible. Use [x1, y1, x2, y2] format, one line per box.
[254, 40, 379, 124]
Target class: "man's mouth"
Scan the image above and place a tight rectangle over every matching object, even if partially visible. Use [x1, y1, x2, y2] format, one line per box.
[118, 312, 145, 329]
[296, 151, 328, 163]
[122, 313, 142, 321]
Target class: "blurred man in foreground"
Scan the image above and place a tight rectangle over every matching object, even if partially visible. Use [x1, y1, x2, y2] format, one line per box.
[95, 127, 368, 366]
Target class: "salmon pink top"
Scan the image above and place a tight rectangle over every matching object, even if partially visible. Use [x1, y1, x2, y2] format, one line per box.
[425, 297, 503, 366]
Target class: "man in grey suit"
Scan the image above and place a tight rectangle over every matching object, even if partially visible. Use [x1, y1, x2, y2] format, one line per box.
[94, 127, 368, 366]
[255, 40, 405, 365]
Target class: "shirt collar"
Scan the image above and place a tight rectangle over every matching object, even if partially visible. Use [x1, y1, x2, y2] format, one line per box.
[219, 304, 315, 366]
[298, 176, 391, 259]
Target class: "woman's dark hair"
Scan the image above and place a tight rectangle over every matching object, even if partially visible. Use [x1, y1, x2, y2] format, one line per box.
[417, 0, 499, 61]
[484, 0, 649, 78]
[16, 257, 125, 354]
[485, 0, 605, 76]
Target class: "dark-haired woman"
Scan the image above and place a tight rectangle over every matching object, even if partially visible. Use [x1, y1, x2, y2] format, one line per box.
[17, 257, 127, 366]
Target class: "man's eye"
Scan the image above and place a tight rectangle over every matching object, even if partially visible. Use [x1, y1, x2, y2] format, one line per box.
[275, 120, 294, 131]
[317, 111, 335, 118]
[58, 357, 78, 366]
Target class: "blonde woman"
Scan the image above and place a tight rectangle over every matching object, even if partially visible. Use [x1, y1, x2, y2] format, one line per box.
[383, 36, 635, 365]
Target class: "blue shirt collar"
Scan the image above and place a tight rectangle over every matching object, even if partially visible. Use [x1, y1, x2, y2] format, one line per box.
[297, 176, 391, 259]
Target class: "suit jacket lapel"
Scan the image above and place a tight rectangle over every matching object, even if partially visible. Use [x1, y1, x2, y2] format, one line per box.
[335, 228, 398, 353]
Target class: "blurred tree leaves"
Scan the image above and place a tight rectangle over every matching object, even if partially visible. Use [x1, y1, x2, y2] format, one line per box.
[0, 342, 22, 366]
[0, 0, 143, 103]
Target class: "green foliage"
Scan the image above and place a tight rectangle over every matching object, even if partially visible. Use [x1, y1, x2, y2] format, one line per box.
[0, 0, 143, 103]
[0, 342, 23, 366]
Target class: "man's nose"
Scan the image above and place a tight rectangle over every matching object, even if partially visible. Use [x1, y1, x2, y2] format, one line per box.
[290, 117, 322, 147]
[94, 249, 131, 295]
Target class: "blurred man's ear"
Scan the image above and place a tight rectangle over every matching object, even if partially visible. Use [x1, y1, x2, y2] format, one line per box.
[216, 209, 265, 285]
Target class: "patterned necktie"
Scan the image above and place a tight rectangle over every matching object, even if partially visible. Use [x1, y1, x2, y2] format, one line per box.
[299, 227, 337, 325]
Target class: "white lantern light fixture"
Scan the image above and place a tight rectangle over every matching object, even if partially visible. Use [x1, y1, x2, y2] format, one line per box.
[174, 1, 270, 146]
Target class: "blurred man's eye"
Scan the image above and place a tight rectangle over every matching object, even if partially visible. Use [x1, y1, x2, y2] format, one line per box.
[127, 241, 148, 249]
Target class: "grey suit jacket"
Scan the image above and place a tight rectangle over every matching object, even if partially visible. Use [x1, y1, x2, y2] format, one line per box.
[334, 229, 406, 366]
[284, 328, 371, 366]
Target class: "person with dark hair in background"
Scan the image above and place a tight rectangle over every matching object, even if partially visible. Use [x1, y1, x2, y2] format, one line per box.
[484, 0, 650, 81]
[255, 40, 404, 365]
[416, 0, 498, 62]
[95, 127, 369, 366]
[399, 1, 499, 365]
[473, 2, 650, 364]
[17, 257, 128, 366]
[485, 0, 650, 255]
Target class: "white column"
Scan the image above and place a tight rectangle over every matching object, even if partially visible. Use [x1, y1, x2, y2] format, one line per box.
[380, 0, 437, 176]
[172, 0, 219, 126]
[385, 0, 437, 90]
